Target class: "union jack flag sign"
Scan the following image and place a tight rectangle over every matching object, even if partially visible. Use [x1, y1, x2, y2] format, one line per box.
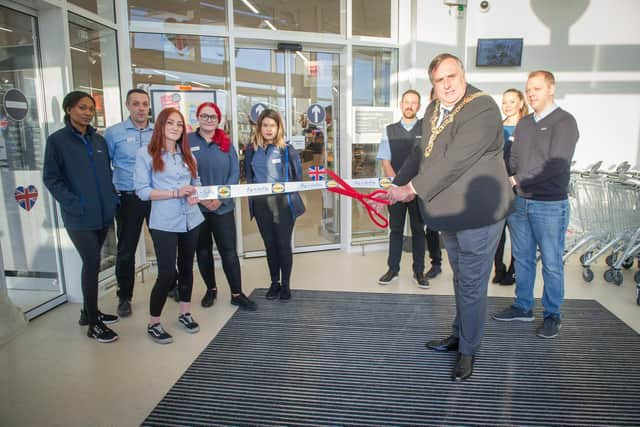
[307, 165, 326, 181]
[15, 185, 38, 212]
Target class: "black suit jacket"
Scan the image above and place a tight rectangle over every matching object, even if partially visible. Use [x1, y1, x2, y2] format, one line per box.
[395, 84, 513, 232]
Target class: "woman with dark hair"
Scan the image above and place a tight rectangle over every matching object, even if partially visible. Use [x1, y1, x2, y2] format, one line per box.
[134, 107, 203, 344]
[244, 109, 305, 301]
[189, 102, 257, 310]
[493, 88, 529, 285]
[43, 90, 119, 343]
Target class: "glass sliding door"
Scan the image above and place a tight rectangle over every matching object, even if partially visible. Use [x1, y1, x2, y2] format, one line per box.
[0, 6, 65, 316]
[235, 47, 340, 255]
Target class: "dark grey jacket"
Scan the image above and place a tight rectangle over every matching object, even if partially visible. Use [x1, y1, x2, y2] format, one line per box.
[43, 123, 117, 231]
[395, 84, 513, 231]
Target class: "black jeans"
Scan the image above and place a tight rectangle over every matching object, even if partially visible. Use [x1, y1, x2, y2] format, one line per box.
[253, 195, 295, 286]
[196, 210, 242, 294]
[494, 222, 515, 273]
[149, 226, 200, 317]
[66, 227, 110, 325]
[115, 192, 150, 301]
[387, 198, 425, 274]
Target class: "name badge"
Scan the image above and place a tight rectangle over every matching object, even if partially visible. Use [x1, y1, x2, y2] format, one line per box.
[272, 158, 281, 164]
[191, 146, 200, 152]
[127, 136, 135, 143]
[509, 136, 515, 142]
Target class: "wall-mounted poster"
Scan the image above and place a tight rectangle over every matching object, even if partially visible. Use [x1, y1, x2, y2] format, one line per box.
[150, 89, 217, 133]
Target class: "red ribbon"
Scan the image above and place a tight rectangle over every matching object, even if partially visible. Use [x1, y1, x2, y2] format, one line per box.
[325, 169, 391, 229]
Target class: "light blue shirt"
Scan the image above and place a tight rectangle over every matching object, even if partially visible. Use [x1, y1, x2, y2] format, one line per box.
[376, 119, 419, 161]
[534, 103, 558, 122]
[104, 117, 154, 191]
[134, 146, 204, 232]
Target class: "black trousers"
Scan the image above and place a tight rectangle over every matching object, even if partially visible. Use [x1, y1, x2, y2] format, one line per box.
[149, 226, 200, 317]
[196, 210, 242, 294]
[494, 222, 515, 273]
[115, 192, 150, 301]
[66, 227, 110, 325]
[387, 199, 425, 274]
[426, 227, 442, 267]
[253, 195, 295, 286]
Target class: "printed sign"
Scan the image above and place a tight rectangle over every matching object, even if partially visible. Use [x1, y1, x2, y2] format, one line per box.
[3, 89, 29, 121]
[250, 103, 268, 123]
[15, 185, 38, 211]
[307, 103, 326, 125]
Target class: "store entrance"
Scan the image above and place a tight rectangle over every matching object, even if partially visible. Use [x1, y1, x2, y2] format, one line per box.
[235, 46, 341, 255]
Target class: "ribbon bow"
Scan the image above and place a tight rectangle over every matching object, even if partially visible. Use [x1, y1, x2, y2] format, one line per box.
[325, 169, 391, 229]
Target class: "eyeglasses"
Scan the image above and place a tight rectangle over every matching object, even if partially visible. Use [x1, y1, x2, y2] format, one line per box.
[198, 114, 219, 122]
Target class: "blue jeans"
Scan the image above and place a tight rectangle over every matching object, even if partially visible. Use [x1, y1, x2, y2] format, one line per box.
[508, 196, 569, 318]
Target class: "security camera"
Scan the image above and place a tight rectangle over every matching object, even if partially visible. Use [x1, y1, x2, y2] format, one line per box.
[480, 0, 490, 12]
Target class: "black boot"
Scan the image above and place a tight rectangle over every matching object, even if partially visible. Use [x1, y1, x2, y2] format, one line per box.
[266, 282, 281, 300]
[492, 266, 506, 284]
[500, 264, 515, 286]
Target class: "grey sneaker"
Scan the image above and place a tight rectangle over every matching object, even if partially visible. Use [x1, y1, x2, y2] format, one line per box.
[147, 323, 173, 344]
[537, 315, 561, 339]
[493, 306, 535, 322]
[378, 269, 399, 285]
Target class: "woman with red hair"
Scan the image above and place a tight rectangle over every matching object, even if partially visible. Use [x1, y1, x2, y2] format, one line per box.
[189, 102, 256, 310]
[134, 107, 204, 344]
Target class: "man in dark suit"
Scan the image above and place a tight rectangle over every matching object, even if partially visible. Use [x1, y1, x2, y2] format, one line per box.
[387, 53, 513, 381]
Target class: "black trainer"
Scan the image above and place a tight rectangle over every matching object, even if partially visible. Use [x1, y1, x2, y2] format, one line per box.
[178, 313, 200, 333]
[201, 288, 217, 308]
[117, 299, 132, 317]
[87, 322, 118, 343]
[425, 265, 442, 279]
[79, 309, 119, 326]
[147, 323, 173, 344]
[279, 284, 291, 301]
[231, 293, 257, 311]
[413, 272, 431, 289]
[378, 269, 399, 285]
[266, 282, 281, 300]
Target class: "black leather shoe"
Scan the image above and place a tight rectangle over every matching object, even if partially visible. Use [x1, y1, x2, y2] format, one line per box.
[452, 353, 474, 381]
[201, 288, 217, 308]
[426, 335, 459, 352]
[425, 265, 442, 279]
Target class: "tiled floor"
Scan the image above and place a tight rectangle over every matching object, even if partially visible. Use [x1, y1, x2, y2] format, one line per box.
[1, 250, 638, 427]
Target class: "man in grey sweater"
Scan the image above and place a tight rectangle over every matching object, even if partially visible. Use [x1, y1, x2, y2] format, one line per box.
[493, 70, 579, 339]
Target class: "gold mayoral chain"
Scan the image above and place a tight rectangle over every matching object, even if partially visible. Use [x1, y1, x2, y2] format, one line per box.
[424, 91, 488, 158]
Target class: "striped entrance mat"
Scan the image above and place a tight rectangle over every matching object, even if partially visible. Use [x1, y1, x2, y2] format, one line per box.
[144, 290, 640, 426]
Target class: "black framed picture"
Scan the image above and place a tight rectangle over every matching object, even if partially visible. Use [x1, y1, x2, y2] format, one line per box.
[476, 38, 523, 67]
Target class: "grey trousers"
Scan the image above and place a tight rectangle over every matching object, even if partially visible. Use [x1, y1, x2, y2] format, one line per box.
[441, 219, 505, 355]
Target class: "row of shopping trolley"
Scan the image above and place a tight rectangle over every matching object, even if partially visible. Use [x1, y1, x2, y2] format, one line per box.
[563, 161, 640, 305]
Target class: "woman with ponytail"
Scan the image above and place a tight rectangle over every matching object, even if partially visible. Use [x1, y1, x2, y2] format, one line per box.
[189, 102, 256, 311]
[134, 107, 204, 344]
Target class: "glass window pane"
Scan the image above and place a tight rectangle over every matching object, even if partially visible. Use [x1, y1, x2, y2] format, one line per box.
[68, 0, 115, 22]
[352, 0, 391, 37]
[0, 6, 64, 312]
[130, 33, 230, 133]
[68, 14, 121, 131]
[234, 0, 340, 34]
[351, 47, 396, 241]
[128, 0, 226, 25]
[69, 14, 121, 275]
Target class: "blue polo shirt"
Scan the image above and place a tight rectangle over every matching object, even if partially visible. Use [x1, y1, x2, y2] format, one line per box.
[188, 130, 239, 215]
[104, 117, 154, 191]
